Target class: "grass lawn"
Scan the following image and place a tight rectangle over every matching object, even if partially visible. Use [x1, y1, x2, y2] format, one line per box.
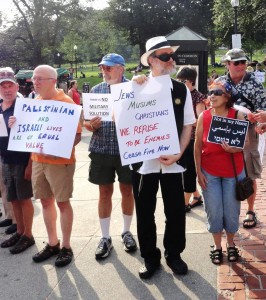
[71, 51, 265, 91]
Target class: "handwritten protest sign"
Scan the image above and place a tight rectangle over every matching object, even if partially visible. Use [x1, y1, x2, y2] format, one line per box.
[111, 75, 180, 166]
[207, 115, 249, 149]
[82, 93, 113, 121]
[254, 71, 265, 83]
[8, 98, 82, 158]
[0, 114, 8, 137]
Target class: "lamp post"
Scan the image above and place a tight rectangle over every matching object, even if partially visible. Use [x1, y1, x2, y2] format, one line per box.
[231, 0, 239, 34]
[231, 0, 241, 48]
[57, 52, 61, 68]
[74, 45, 77, 78]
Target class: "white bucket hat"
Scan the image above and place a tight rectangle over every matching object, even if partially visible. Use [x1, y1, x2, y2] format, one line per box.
[141, 36, 179, 66]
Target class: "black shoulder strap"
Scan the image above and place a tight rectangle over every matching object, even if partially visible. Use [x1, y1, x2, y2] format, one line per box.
[227, 76, 255, 111]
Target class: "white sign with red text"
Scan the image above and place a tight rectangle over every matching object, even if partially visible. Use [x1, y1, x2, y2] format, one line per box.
[111, 75, 180, 166]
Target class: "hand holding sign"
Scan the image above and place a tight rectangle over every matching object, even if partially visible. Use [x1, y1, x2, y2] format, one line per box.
[207, 115, 249, 149]
[112, 75, 180, 166]
[8, 98, 81, 158]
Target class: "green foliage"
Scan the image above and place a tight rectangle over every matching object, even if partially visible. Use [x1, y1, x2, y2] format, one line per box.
[213, 0, 266, 54]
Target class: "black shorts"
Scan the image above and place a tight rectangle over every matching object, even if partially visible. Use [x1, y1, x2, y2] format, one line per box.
[2, 163, 33, 201]
[89, 153, 132, 185]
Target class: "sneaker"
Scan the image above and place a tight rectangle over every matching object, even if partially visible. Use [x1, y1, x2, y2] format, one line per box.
[121, 231, 137, 252]
[32, 242, 60, 263]
[5, 224, 17, 235]
[55, 247, 73, 267]
[95, 237, 113, 260]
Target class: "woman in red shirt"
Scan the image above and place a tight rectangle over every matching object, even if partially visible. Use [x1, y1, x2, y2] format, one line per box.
[68, 80, 81, 105]
[194, 80, 246, 265]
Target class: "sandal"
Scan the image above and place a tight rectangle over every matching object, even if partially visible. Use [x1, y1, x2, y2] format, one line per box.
[0, 232, 21, 248]
[210, 246, 223, 265]
[243, 211, 257, 229]
[185, 204, 191, 213]
[190, 196, 203, 208]
[227, 245, 240, 262]
[9, 235, 35, 254]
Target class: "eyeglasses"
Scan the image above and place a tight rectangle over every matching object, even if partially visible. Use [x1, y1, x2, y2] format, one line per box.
[99, 65, 114, 72]
[232, 60, 246, 66]
[154, 53, 176, 62]
[208, 89, 226, 96]
[31, 77, 56, 82]
[0, 71, 15, 79]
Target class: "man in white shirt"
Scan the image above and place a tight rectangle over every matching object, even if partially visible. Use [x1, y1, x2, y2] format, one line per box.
[132, 36, 195, 279]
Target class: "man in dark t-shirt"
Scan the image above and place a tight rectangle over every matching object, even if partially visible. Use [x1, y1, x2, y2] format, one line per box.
[0, 67, 34, 254]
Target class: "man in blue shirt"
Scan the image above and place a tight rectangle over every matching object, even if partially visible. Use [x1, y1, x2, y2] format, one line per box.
[0, 67, 34, 254]
[84, 54, 137, 259]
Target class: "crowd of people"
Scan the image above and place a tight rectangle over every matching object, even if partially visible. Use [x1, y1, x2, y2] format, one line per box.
[0, 40, 265, 279]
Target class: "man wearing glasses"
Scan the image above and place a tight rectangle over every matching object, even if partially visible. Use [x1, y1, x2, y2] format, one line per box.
[28, 65, 82, 267]
[84, 54, 137, 260]
[132, 36, 195, 279]
[216, 49, 266, 229]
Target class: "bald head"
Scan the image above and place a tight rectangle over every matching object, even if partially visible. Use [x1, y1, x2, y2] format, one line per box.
[34, 65, 57, 79]
[32, 65, 58, 98]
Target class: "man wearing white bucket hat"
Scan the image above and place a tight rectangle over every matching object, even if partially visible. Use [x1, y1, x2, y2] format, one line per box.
[132, 36, 195, 279]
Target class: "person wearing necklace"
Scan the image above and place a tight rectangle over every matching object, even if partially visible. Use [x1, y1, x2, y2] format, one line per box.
[194, 80, 246, 265]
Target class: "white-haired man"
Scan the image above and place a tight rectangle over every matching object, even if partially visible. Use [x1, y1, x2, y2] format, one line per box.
[29, 65, 82, 267]
[132, 37, 195, 279]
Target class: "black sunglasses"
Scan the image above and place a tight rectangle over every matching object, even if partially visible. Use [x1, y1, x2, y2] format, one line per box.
[232, 60, 246, 66]
[154, 53, 176, 62]
[208, 89, 226, 96]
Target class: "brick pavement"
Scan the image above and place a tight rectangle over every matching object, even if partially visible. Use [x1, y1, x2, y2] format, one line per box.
[218, 153, 266, 300]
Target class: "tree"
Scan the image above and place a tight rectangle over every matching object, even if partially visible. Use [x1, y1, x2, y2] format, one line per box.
[213, 0, 266, 57]
[1, 0, 85, 67]
[106, 0, 184, 56]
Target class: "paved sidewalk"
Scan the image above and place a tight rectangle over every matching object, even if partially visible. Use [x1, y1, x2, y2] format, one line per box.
[0, 129, 264, 299]
[218, 150, 266, 299]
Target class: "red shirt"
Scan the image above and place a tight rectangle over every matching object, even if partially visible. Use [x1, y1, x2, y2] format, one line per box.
[201, 108, 244, 177]
[70, 88, 81, 105]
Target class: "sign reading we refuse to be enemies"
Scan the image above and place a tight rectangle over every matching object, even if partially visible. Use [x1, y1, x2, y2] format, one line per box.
[111, 75, 180, 166]
[207, 115, 249, 149]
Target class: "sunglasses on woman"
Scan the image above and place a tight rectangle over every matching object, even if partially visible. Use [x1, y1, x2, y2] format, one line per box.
[232, 60, 246, 66]
[208, 89, 226, 96]
[154, 53, 176, 62]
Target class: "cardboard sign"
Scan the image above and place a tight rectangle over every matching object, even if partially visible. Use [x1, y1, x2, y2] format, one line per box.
[254, 71, 265, 83]
[0, 114, 8, 137]
[207, 115, 249, 149]
[82, 93, 113, 121]
[111, 75, 180, 166]
[8, 98, 82, 158]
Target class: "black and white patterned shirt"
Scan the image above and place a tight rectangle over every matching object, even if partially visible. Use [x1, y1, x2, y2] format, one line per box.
[216, 72, 266, 112]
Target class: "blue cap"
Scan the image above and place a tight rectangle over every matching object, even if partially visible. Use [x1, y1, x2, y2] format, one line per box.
[98, 53, 125, 67]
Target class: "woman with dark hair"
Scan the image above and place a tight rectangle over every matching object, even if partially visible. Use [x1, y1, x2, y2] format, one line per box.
[194, 80, 246, 265]
[176, 66, 206, 212]
[68, 80, 81, 105]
